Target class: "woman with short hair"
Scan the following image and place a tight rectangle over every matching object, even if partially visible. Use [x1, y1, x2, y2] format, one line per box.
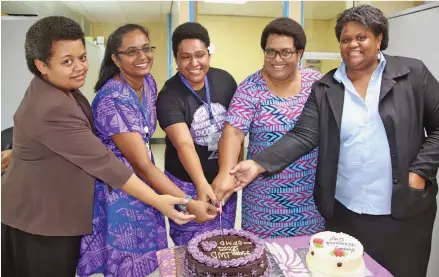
[231, 5, 438, 277]
[156, 22, 238, 245]
[1, 16, 194, 277]
[213, 17, 325, 239]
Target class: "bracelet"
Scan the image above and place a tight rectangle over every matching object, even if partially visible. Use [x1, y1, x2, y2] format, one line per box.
[177, 194, 193, 212]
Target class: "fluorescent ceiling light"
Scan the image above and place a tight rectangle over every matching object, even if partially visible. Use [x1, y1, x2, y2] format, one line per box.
[204, 0, 248, 4]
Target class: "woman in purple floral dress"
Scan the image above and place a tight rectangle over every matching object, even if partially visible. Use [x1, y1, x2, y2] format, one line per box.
[77, 24, 216, 277]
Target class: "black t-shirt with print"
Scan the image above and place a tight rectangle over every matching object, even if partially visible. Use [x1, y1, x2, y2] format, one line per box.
[156, 67, 237, 183]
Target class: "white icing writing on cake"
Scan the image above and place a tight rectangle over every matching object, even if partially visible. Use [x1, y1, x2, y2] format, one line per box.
[209, 242, 252, 259]
[210, 248, 251, 259]
[219, 240, 252, 246]
[326, 236, 356, 254]
[211, 251, 232, 259]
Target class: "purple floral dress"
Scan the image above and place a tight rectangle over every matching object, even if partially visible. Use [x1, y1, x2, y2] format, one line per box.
[77, 75, 167, 277]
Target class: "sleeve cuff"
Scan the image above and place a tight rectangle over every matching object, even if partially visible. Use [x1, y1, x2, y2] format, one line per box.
[104, 156, 134, 189]
[409, 167, 429, 182]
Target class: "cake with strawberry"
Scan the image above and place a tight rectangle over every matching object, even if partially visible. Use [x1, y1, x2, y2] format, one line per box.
[306, 231, 365, 277]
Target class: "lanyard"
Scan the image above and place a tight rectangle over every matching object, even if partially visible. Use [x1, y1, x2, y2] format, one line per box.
[179, 73, 214, 125]
[119, 74, 149, 126]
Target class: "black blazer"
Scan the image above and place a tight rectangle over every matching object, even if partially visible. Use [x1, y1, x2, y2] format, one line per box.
[254, 55, 439, 219]
[1, 127, 13, 151]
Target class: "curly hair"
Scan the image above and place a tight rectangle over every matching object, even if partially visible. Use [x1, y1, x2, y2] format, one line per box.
[172, 22, 210, 58]
[260, 17, 306, 53]
[335, 5, 389, 50]
[95, 24, 149, 92]
[25, 16, 85, 77]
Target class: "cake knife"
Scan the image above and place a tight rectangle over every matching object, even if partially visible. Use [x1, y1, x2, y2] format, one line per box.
[219, 201, 224, 239]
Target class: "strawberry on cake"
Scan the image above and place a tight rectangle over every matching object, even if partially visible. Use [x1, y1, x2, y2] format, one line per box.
[306, 231, 365, 277]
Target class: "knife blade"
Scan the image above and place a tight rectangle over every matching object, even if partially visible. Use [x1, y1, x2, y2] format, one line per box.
[219, 201, 224, 239]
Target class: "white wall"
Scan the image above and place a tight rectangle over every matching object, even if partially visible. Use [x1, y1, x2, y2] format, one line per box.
[1, 17, 38, 130]
[81, 42, 105, 102]
[384, 3, 439, 277]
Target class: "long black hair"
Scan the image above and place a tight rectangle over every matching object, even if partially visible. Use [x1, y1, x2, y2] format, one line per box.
[94, 24, 149, 92]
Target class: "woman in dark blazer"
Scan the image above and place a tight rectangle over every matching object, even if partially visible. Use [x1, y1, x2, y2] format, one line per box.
[229, 5, 438, 277]
[1, 16, 195, 277]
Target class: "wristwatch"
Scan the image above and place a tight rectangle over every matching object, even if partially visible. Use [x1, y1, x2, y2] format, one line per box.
[177, 194, 193, 212]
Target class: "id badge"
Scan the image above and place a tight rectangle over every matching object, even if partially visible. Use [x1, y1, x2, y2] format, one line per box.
[208, 125, 219, 151]
[143, 126, 152, 160]
[145, 142, 152, 161]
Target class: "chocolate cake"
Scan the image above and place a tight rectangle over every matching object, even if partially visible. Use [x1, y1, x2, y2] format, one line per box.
[185, 229, 269, 277]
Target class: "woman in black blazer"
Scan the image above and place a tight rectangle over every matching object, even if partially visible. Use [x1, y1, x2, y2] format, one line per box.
[228, 5, 438, 277]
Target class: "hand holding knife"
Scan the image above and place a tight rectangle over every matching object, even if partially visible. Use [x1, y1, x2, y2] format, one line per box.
[219, 200, 224, 240]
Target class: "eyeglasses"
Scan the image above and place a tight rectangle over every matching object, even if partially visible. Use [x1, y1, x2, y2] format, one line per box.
[116, 46, 156, 57]
[264, 48, 298, 60]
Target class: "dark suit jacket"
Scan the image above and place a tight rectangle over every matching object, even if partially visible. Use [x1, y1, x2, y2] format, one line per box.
[1, 76, 132, 236]
[1, 127, 13, 151]
[254, 55, 439, 219]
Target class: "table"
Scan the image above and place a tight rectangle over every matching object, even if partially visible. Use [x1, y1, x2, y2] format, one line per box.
[156, 235, 393, 277]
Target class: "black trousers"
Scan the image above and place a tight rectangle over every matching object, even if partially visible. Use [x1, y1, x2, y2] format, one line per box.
[1, 223, 82, 277]
[326, 200, 437, 277]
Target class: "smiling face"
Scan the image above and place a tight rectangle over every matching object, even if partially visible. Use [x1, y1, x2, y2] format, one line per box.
[112, 29, 153, 78]
[175, 38, 210, 89]
[263, 34, 302, 82]
[339, 21, 382, 71]
[35, 39, 88, 93]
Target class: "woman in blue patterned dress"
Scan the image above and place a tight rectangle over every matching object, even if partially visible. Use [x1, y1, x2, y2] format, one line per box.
[213, 18, 325, 238]
[77, 24, 217, 277]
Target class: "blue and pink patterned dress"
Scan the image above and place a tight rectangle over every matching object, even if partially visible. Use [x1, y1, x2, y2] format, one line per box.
[77, 75, 166, 277]
[226, 68, 325, 239]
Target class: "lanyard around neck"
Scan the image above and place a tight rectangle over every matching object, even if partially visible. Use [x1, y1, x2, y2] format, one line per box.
[179, 73, 214, 125]
[119, 74, 148, 124]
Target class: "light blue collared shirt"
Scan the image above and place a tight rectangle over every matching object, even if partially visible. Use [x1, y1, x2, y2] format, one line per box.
[334, 53, 392, 215]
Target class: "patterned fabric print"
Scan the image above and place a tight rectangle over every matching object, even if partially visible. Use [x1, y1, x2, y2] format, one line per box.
[77, 75, 167, 277]
[226, 69, 325, 239]
[166, 171, 237, 246]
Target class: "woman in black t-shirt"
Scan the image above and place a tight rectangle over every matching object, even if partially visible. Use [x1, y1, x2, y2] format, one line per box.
[156, 22, 238, 245]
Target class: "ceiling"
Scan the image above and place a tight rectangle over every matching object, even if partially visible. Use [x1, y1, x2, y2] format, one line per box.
[62, 1, 170, 24]
[199, 1, 283, 18]
[1, 1, 171, 24]
[1, 1, 346, 24]
[199, 1, 347, 20]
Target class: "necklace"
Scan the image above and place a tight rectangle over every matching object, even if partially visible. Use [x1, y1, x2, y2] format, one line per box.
[136, 85, 143, 99]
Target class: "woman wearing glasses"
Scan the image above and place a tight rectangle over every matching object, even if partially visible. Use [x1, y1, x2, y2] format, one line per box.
[224, 6, 439, 276]
[156, 22, 238, 246]
[213, 18, 325, 239]
[77, 24, 217, 277]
